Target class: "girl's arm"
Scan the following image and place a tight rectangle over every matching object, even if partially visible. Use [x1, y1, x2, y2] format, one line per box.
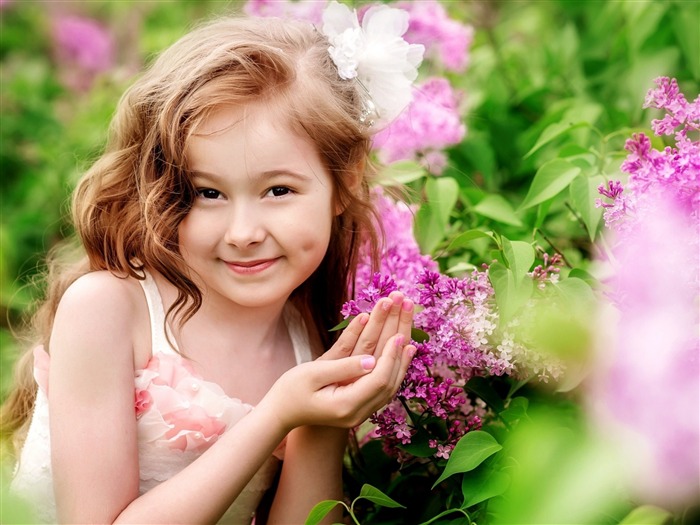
[267, 292, 415, 524]
[49, 273, 411, 524]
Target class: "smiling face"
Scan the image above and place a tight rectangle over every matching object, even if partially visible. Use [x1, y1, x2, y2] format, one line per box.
[178, 103, 336, 312]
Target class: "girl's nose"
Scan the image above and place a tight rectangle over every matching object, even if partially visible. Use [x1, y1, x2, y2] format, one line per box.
[223, 205, 266, 248]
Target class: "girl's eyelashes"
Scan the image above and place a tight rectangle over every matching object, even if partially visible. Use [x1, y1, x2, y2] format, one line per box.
[196, 188, 223, 200]
[194, 186, 295, 200]
[266, 186, 294, 198]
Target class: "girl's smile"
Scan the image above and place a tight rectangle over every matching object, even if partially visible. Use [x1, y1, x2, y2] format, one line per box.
[224, 257, 280, 275]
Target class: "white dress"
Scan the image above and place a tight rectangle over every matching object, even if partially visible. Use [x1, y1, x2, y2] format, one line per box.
[10, 271, 312, 524]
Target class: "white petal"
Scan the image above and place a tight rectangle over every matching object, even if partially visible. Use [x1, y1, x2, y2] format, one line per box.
[322, 0, 358, 39]
[362, 5, 409, 38]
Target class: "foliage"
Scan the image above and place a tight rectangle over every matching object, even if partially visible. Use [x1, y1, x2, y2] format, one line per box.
[1, 0, 698, 524]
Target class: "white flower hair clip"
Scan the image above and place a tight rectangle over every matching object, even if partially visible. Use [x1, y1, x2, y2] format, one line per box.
[322, 1, 424, 130]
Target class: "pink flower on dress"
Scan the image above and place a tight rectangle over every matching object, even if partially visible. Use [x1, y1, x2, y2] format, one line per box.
[134, 354, 250, 453]
[134, 389, 152, 418]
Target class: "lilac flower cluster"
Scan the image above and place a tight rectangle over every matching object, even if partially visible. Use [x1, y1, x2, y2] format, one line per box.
[590, 77, 700, 508]
[596, 77, 700, 231]
[52, 15, 114, 91]
[373, 77, 466, 175]
[397, 0, 474, 72]
[347, 191, 563, 461]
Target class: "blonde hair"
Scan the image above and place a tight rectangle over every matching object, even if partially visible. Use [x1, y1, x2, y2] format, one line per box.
[1, 15, 380, 459]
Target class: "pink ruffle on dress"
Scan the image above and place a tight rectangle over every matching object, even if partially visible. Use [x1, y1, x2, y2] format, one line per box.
[10, 271, 312, 524]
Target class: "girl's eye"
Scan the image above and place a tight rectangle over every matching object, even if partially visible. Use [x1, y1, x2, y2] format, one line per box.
[196, 188, 222, 200]
[267, 186, 292, 198]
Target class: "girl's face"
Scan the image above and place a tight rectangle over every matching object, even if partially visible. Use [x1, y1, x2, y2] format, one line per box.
[178, 103, 336, 312]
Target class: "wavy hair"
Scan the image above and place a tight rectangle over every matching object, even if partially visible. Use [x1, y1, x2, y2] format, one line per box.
[1, 15, 381, 458]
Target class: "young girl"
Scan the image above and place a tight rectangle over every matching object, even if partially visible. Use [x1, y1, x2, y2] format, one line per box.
[2, 5, 423, 524]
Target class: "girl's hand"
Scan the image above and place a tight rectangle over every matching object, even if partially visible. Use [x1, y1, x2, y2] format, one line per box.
[322, 291, 414, 362]
[260, 334, 415, 432]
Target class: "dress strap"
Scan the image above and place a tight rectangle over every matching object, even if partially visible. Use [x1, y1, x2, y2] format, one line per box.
[283, 304, 313, 365]
[137, 270, 179, 356]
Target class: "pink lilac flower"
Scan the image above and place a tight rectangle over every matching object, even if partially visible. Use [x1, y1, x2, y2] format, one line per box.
[396, 0, 473, 72]
[597, 77, 700, 230]
[348, 190, 562, 460]
[590, 77, 700, 508]
[52, 15, 114, 91]
[244, 0, 326, 24]
[373, 77, 466, 174]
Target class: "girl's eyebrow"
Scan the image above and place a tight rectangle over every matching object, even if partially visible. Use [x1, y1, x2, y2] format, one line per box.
[189, 169, 313, 182]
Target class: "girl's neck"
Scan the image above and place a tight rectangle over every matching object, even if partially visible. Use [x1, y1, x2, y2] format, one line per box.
[153, 271, 290, 359]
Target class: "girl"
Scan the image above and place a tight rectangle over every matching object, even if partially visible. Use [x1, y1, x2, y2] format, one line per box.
[2, 6, 423, 524]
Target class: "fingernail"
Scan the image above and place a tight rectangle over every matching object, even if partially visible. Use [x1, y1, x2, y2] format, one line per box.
[358, 313, 369, 326]
[406, 345, 416, 359]
[361, 356, 376, 370]
[395, 334, 405, 348]
[381, 299, 392, 311]
[402, 299, 413, 312]
[392, 294, 403, 306]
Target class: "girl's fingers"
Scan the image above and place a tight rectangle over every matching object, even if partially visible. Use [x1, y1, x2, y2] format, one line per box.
[320, 312, 370, 360]
[350, 294, 399, 356]
[397, 298, 414, 343]
[375, 292, 405, 351]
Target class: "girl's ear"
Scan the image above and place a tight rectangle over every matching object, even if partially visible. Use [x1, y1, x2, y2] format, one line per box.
[334, 159, 365, 216]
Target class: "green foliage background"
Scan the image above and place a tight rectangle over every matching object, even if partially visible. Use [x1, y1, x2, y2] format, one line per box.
[1, 0, 698, 523]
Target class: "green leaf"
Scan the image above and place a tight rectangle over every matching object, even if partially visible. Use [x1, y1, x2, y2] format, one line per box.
[618, 505, 672, 525]
[502, 239, 535, 281]
[461, 467, 510, 508]
[432, 431, 503, 488]
[376, 160, 428, 186]
[569, 173, 604, 241]
[489, 261, 534, 322]
[329, 317, 351, 332]
[411, 327, 430, 343]
[358, 484, 405, 509]
[446, 229, 495, 252]
[304, 500, 343, 525]
[519, 159, 581, 210]
[525, 121, 589, 158]
[473, 195, 523, 227]
[415, 177, 459, 253]
[568, 268, 600, 289]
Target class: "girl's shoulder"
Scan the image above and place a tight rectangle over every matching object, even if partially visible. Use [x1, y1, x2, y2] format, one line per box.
[53, 271, 150, 363]
[59, 270, 145, 316]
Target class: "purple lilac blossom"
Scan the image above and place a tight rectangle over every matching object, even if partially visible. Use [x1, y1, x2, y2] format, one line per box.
[348, 190, 564, 460]
[396, 0, 473, 72]
[243, 0, 326, 24]
[591, 77, 700, 508]
[596, 77, 700, 231]
[373, 77, 466, 174]
[52, 15, 114, 91]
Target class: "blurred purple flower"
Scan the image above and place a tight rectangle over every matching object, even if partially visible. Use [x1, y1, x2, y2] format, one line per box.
[590, 77, 700, 508]
[244, 0, 326, 24]
[52, 15, 114, 90]
[373, 77, 465, 174]
[396, 0, 473, 72]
